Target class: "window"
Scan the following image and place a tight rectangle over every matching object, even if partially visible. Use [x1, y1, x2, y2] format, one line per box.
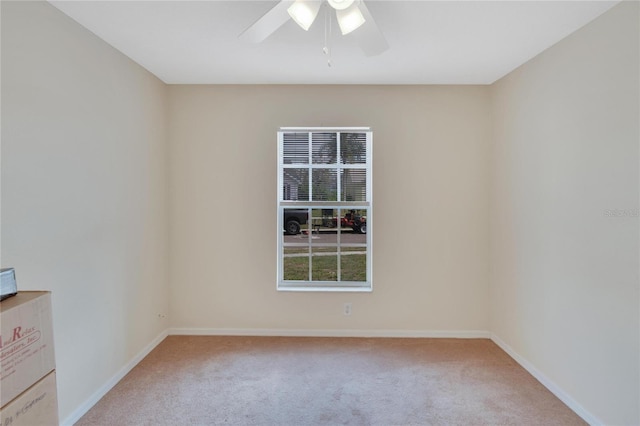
[277, 127, 372, 291]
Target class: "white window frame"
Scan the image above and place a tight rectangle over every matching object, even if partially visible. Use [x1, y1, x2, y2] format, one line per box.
[277, 127, 372, 292]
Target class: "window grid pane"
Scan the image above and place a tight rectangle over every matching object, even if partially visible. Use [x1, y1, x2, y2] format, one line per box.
[340, 133, 367, 164]
[312, 247, 338, 281]
[283, 132, 309, 164]
[340, 252, 367, 282]
[312, 169, 338, 201]
[341, 169, 366, 202]
[282, 168, 309, 201]
[312, 132, 337, 164]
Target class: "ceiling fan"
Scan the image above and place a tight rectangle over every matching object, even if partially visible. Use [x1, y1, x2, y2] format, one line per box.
[239, 0, 389, 57]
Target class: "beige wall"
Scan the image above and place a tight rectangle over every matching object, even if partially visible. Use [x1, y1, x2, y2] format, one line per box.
[1, 1, 170, 423]
[168, 85, 491, 333]
[490, 2, 639, 425]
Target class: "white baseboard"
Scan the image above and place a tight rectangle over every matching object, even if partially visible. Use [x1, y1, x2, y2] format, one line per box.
[490, 333, 602, 426]
[168, 328, 491, 339]
[60, 329, 168, 426]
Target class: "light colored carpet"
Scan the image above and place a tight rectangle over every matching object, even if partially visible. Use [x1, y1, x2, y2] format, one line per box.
[76, 336, 586, 425]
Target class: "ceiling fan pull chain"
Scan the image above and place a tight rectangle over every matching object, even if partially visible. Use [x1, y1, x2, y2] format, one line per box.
[324, 3, 332, 67]
[329, 7, 332, 67]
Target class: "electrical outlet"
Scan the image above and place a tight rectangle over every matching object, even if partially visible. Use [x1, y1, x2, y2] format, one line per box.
[344, 302, 352, 316]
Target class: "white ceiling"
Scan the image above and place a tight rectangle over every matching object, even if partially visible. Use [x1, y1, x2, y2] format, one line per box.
[48, 0, 619, 85]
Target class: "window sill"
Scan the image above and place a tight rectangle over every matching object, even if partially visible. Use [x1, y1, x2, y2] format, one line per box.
[277, 285, 372, 293]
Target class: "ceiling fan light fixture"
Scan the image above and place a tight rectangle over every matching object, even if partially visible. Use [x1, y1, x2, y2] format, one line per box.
[287, 0, 322, 31]
[327, 0, 355, 11]
[336, 3, 366, 35]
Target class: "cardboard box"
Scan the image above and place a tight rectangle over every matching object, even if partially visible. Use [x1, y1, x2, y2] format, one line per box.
[0, 371, 58, 426]
[1, 292, 55, 407]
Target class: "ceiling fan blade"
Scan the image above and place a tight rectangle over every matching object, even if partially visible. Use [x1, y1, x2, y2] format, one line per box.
[353, 1, 389, 57]
[239, 1, 294, 43]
